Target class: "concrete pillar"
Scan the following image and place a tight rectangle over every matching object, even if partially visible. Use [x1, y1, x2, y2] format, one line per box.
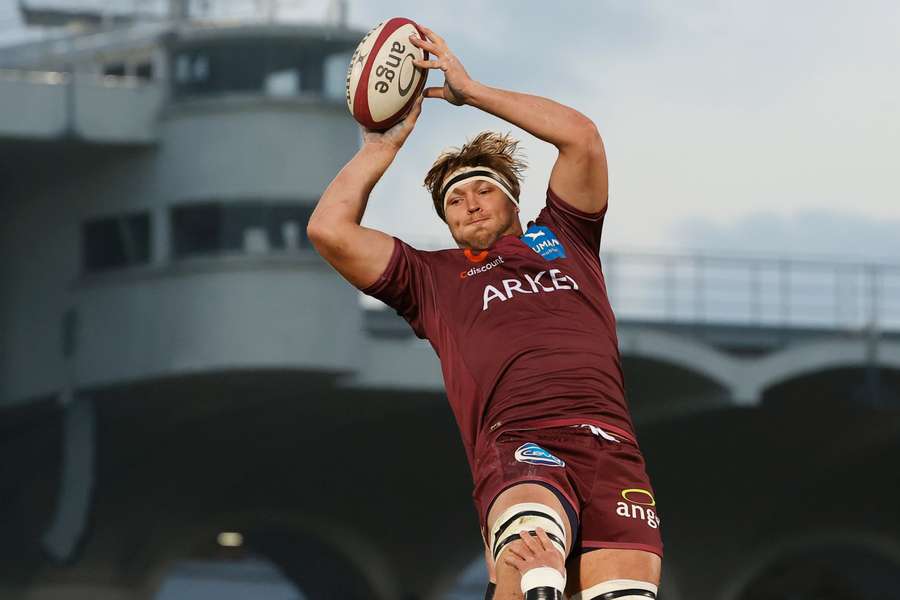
[41, 392, 96, 563]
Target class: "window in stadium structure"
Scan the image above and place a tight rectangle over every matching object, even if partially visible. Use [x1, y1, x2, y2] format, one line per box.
[171, 39, 325, 99]
[82, 212, 151, 273]
[171, 203, 223, 258]
[103, 62, 126, 77]
[264, 68, 300, 97]
[323, 51, 353, 101]
[220, 202, 268, 254]
[135, 61, 154, 80]
[174, 54, 192, 83]
[268, 204, 314, 251]
[171, 201, 315, 259]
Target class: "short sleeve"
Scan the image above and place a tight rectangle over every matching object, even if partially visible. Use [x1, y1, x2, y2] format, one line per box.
[361, 237, 434, 339]
[537, 187, 607, 254]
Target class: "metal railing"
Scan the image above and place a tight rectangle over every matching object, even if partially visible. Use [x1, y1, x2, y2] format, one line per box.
[0, 66, 154, 88]
[603, 250, 900, 332]
[0, 67, 69, 84]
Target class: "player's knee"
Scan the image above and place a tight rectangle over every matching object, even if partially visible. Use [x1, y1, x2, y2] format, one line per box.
[490, 502, 568, 599]
[570, 579, 658, 600]
[489, 502, 567, 563]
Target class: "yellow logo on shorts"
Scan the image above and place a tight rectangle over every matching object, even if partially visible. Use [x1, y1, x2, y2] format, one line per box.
[621, 488, 656, 506]
[616, 488, 660, 529]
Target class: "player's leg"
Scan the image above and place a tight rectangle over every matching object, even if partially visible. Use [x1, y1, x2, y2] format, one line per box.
[566, 549, 660, 599]
[487, 482, 574, 600]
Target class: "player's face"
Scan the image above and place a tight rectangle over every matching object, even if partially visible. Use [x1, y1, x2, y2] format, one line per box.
[444, 180, 522, 250]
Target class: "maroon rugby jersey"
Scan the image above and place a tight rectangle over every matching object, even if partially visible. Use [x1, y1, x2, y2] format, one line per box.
[363, 187, 635, 471]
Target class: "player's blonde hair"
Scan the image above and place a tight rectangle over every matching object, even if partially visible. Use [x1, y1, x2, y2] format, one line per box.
[424, 131, 527, 222]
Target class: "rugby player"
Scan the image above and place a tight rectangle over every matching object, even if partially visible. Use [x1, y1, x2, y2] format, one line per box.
[308, 25, 662, 600]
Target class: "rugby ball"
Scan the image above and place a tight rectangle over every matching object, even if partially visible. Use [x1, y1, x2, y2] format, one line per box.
[346, 17, 429, 130]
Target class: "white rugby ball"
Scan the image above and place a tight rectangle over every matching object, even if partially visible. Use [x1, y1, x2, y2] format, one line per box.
[346, 17, 429, 131]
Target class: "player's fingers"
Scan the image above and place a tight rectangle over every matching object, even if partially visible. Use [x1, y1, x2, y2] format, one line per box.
[404, 95, 424, 121]
[408, 33, 439, 54]
[388, 98, 420, 136]
[503, 541, 529, 563]
[412, 58, 441, 70]
[518, 530, 541, 552]
[418, 24, 446, 46]
[422, 86, 445, 100]
[502, 552, 526, 570]
[534, 527, 553, 551]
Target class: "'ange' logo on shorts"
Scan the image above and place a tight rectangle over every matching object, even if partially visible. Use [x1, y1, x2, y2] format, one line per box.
[615, 488, 661, 529]
[514, 443, 565, 468]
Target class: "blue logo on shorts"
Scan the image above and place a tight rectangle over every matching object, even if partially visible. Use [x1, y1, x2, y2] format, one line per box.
[514, 443, 565, 468]
[521, 225, 566, 261]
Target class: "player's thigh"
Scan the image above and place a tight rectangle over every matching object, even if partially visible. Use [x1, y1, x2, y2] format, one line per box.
[567, 548, 661, 595]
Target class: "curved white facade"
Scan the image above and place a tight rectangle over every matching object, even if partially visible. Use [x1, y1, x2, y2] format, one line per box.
[0, 25, 363, 405]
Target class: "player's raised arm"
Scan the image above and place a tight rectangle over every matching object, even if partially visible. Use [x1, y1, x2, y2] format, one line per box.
[410, 25, 607, 214]
[307, 96, 424, 290]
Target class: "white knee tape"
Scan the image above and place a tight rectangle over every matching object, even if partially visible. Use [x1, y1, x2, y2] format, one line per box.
[570, 578, 657, 600]
[489, 502, 567, 561]
[520, 566, 566, 594]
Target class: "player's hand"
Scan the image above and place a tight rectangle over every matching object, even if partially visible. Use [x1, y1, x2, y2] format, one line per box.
[502, 528, 566, 577]
[409, 25, 473, 106]
[361, 94, 424, 151]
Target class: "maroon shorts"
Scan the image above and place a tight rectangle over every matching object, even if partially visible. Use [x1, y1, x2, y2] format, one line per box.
[472, 420, 663, 558]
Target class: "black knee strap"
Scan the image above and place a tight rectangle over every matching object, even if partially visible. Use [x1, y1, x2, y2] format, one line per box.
[483, 581, 496, 600]
[525, 587, 564, 600]
[588, 589, 656, 599]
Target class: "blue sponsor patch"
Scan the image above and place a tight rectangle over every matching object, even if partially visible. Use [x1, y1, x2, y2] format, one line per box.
[514, 442, 566, 468]
[521, 224, 566, 261]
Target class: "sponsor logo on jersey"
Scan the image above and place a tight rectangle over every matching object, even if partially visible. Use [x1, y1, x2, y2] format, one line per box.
[464, 248, 490, 263]
[514, 443, 566, 468]
[615, 488, 661, 529]
[481, 268, 580, 311]
[460, 256, 504, 279]
[521, 224, 566, 261]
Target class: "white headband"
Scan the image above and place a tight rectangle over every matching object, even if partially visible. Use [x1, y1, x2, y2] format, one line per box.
[441, 165, 518, 215]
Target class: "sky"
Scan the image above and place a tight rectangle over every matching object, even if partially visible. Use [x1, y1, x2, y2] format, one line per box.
[2, 0, 899, 261]
[353, 1, 900, 261]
